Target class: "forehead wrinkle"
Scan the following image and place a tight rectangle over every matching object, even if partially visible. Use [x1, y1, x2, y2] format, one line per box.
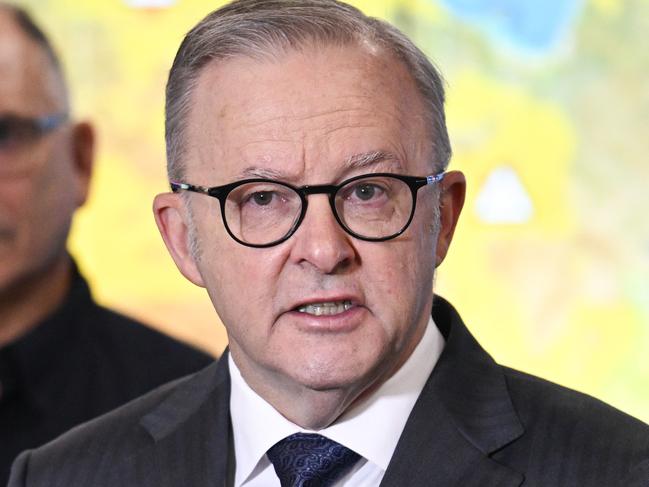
[234, 149, 403, 185]
[238, 106, 378, 133]
[238, 137, 297, 151]
[319, 122, 381, 138]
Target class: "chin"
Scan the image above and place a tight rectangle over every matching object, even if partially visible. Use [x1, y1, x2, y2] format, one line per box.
[287, 352, 382, 395]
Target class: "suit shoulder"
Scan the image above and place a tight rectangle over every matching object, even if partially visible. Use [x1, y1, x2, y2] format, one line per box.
[11, 374, 192, 486]
[502, 365, 649, 447]
[48, 373, 187, 448]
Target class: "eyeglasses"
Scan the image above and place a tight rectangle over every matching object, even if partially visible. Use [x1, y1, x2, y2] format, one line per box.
[171, 172, 445, 248]
[0, 113, 68, 175]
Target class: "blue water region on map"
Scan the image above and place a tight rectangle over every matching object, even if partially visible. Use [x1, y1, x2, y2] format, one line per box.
[437, 0, 584, 56]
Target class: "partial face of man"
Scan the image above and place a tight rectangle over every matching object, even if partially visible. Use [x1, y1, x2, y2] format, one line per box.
[157, 42, 463, 424]
[0, 11, 89, 296]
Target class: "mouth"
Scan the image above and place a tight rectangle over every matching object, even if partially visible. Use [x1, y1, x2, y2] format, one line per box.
[295, 300, 354, 316]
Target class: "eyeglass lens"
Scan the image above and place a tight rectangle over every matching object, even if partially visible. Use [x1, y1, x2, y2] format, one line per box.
[0, 116, 45, 152]
[0, 114, 65, 175]
[222, 175, 415, 245]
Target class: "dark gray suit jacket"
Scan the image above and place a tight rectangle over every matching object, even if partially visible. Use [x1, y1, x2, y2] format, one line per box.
[9, 296, 649, 486]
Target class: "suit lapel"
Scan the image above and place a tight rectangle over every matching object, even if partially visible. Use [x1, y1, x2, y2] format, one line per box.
[381, 296, 525, 487]
[118, 297, 524, 486]
[133, 356, 232, 487]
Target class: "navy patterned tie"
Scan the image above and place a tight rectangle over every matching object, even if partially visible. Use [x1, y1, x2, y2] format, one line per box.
[266, 432, 361, 487]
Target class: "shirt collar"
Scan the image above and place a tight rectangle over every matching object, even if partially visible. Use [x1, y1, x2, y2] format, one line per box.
[229, 315, 444, 485]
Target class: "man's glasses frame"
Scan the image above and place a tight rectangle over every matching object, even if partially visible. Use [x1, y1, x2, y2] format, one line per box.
[0, 112, 69, 163]
[171, 172, 445, 248]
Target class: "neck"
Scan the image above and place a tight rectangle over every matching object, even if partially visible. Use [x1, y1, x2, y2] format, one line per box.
[0, 254, 72, 347]
[233, 335, 423, 431]
[243, 371, 363, 431]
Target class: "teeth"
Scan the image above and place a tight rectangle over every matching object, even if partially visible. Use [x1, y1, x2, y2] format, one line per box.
[297, 300, 353, 316]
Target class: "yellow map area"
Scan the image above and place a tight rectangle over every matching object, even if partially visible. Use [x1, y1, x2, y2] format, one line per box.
[15, 0, 648, 422]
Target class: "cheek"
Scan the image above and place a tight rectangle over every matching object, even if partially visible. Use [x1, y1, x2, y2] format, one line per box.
[362, 225, 436, 323]
[363, 242, 426, 305]
[199, 238, 287, 331]
[0, 180, 32, 221]
[0, 176, 59, 243]
[411, 201, 439, 265]
[34, 168, 77, 231]
[385, 216, 437, 280]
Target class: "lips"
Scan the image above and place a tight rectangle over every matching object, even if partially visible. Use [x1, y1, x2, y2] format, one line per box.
[283, 295, 365, 332]
[296, 300, 353, 316]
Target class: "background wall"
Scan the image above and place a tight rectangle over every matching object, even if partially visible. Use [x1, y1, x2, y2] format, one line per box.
[14, 0, 648, 422]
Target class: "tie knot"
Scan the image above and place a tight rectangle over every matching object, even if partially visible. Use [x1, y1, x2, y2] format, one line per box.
[267, 433, 361, 487]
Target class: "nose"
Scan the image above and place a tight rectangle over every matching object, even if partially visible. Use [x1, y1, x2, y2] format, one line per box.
[289, 194, 356, 274]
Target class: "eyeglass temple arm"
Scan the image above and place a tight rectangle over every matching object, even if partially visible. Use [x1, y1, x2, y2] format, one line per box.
[170, 181, 211, 194]
[426, 172, 445, 185]
[36, 113, 69, 132]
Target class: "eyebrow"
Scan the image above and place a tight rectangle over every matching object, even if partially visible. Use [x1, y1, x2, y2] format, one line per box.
[235, 150, 402, 181]
[238, 166, 285, 179]
[344, 150, 402, 170]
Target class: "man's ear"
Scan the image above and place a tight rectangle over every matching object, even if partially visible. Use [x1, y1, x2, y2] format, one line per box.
[153, 193, 206, 287]
[435, 170, 466, 267]
[70, 121, 94, 207]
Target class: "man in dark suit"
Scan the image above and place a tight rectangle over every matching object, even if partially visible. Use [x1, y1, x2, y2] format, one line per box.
[9, 1, 649, 486]
[0, 5, 212, 483]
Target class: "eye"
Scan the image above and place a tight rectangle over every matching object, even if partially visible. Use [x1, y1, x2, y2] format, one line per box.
[0, 117, 34, 150]
[228, 181, 299, 213]
[238, 185, 294, 208]
[250, 191, 274, 206]
[343, 180, 389, 203]
[353, 183, 380, 201]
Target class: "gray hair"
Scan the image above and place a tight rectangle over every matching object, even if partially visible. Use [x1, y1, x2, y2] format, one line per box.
[165, 0, 451, 180]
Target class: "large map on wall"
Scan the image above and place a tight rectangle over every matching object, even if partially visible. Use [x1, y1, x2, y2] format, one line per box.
[16, 0, 648, 422]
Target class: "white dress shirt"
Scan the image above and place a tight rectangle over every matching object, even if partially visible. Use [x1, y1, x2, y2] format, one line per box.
[229, 316, 444, 487]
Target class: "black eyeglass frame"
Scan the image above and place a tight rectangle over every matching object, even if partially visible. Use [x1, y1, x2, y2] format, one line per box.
[0, 113, 69, 150]
[170, 171, 445, 248]
[0, 112, 68, 137]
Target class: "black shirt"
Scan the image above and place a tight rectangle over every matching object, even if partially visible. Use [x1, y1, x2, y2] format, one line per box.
[0, 263, 213, 483]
